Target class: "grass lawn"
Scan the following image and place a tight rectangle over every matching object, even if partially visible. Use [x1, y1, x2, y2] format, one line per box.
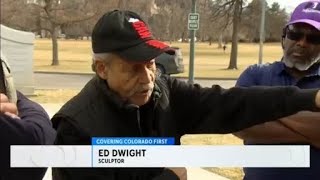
[181, 134, 244, 180]
[33, 39, 283, 78]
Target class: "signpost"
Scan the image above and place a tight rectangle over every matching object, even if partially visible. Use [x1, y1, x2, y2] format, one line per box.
[258, 0, 266, 64]
[188, 0, 198, 84]
[188, 13, 199, 30]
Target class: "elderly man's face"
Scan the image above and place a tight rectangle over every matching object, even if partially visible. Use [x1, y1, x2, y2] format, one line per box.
[97, 55, 156, 106]
[283, 23, 320, 71]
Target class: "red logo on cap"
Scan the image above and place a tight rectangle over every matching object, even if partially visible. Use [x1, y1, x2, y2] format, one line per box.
[146, 40, 168, 49]
[130, 19, 168, 49]
[132, 21, 152, 39]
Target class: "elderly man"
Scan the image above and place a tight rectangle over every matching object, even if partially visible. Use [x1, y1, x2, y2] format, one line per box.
[235, 1, 320, 180]
[53, 10, 320, 180]
[0, 55, 56, 180]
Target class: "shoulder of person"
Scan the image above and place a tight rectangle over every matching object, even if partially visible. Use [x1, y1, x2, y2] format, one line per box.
[159, 75, 192, 86]
[15, 91, 51, 120]
[52, 94, 86, 119]
[51, 90, 90, 130]
[242, 61, 282, 77]
[157, 75, 194, 92]
[237, 61, 281, 86]
[246, 61, 280, 72]
[16, 91, 44, 109]
[56, 77, 101, 118]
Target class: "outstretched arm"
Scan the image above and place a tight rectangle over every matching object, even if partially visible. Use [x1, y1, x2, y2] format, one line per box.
[233, 121, 309, 144]
[168, 76, 320, 135]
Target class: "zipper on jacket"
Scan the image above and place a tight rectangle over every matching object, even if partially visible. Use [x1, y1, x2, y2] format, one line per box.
[135, 108, 143, 136]
[125, 104, 143, 136]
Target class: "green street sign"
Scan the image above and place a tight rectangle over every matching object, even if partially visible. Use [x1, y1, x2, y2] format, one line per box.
[188, 13, 199, 30]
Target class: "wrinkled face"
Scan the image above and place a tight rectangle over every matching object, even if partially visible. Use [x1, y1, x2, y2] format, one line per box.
[96, 54, 156, 106]
[282, 23, 320, 71]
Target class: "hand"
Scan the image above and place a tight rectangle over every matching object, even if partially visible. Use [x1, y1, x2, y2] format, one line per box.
[0, 93, 19, 119]
[168, 167, 187, 180]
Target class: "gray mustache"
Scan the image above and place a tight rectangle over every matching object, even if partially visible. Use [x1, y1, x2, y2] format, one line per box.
[289, 48, 309, 56]
[130, 84, 154, 95]
[136, 85, 154, 93]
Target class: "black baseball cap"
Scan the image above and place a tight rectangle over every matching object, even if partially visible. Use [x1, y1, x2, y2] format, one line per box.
[92, 10, 174, 62]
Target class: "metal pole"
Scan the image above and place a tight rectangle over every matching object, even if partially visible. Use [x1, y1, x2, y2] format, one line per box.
[258, 0, 266, 64]
[188, 0, 196, 84]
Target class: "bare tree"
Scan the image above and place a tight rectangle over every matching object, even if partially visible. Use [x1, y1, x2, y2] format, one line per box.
[28, 0, 101, 65]
[212, 0, 246, 69]
[265, 2, 288, 41]
[1, 0, 289, 68]
[1, 0, 39, 31]
[227, 0, 243, 69]
[241, 0, 262, 42]
[210, 0, 234, 48]
[150, 0, 190, 42]
[198, 0, 212, 42]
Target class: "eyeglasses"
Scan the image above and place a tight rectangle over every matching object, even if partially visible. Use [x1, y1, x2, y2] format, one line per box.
[286, 29, 320, 45]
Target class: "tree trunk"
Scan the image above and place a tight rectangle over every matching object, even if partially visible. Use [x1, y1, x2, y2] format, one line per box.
[51, 26, 59, 66]
[218, 34, 223, 48]
[36, 13, 42, 37]
[228, 0, 240, 70]
[181, 31, 187, 42]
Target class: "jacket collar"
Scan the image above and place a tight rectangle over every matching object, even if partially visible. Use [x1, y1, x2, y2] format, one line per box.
[277, 60, 320, 77]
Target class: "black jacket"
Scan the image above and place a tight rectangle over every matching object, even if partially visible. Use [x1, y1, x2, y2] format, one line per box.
[0, 92, 56, 180]
[52, 75, 319, 180]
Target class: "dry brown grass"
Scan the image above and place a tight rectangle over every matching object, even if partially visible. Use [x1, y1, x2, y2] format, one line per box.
[30, 89, 80, 104]
[34, 39, 93, 74]
[181, 134, 244, 180]
[33, 39, 282, 78]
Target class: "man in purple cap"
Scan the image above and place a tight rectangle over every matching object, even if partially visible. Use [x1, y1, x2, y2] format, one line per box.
[52, 9, 320, 180]
[235, 1, 320, 179]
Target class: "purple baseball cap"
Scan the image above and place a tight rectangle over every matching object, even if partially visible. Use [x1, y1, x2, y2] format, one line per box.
[286, 0, 320, 30]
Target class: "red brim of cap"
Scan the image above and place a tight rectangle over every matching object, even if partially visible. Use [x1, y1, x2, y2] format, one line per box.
[115, 39, 175, 62]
